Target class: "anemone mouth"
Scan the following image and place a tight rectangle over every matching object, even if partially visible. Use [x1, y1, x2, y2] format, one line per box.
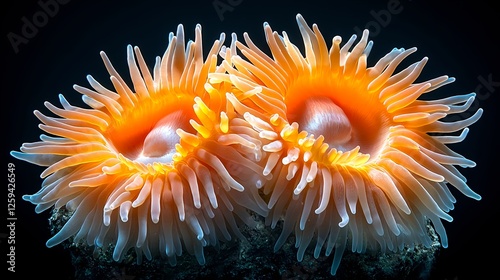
[103, 94, 198, 165]
[285, 75, 391, 159]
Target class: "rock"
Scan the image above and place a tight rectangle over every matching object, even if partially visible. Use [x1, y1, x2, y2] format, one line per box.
[49, 207, 440, 280]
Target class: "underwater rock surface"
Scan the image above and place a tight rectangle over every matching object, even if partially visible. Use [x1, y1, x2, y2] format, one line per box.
[49, 207, 439, 279]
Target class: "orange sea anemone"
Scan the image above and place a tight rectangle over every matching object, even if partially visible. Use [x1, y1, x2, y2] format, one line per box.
[12, 14, 483, 276]
[222, 14, 483, 274]
[11, 24, 268, 265]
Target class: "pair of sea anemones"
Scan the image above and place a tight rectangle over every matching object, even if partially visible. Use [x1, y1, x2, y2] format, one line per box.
[11, 14, 482, 275]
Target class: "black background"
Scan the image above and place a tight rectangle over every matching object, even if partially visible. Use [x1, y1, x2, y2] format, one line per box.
[2, 0, 499, 279]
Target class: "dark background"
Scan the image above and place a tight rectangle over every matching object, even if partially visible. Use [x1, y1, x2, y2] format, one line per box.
[2, 0, 498, 279]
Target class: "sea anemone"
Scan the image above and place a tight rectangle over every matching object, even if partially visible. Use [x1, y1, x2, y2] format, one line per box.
[223, 14, 483, 274]
[12, 14, 483, 276]
[11, 24, 268, 265]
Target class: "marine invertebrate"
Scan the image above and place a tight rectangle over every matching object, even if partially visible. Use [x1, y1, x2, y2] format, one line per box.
[223, 14, 483, 274]
[11, 14, 483, 276]
[11, 24, 268, 265]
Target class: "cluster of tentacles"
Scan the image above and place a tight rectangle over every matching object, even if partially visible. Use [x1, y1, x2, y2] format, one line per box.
[12, 14, 482, 275]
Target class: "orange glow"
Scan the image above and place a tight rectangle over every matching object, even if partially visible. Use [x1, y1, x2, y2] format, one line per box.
[285, 72, 390, 155]
[105, 94, 197, 160]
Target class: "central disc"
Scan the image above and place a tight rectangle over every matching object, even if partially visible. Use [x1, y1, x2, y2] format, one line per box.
[289, 97, 353, 151]
[105, 95, 197, 165]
